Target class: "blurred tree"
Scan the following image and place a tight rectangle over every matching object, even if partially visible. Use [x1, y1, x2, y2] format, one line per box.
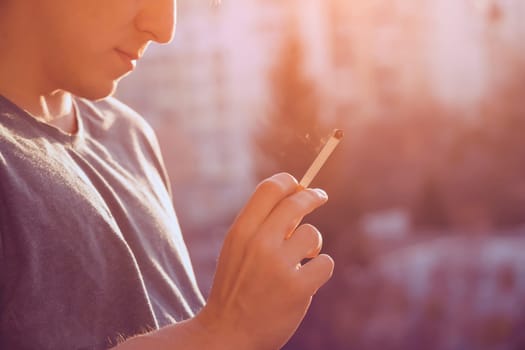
[443, 61, 525, 229]
[253, 29, 327, 181]
[413, 176, 449, 229]
[481, 64, 525, 227]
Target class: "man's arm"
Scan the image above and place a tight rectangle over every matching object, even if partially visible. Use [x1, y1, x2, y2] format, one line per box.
[113, 173, 334, 350]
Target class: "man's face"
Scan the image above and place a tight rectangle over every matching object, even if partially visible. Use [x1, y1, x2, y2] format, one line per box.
[27, 0, 176, 99]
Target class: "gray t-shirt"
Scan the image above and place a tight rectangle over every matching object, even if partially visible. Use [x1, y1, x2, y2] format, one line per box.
[0, 95, 205, 349]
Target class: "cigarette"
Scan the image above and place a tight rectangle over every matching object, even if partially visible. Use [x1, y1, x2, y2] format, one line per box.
[299, 129, 344, 188]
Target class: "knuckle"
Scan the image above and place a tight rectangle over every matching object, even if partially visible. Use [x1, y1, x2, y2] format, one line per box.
[299, 189, 323, 206]
[256, 177, 286, 198]
[296, 224, 321, 246]
[283, 220, 299, 240]
[256, 173, 298, 197]
[301, 255, 335, 286]
[308, 228, 323, 251]
[273, 172, 298, 187]
[283, 194, 306, 211]
[282, 194, 316, 217]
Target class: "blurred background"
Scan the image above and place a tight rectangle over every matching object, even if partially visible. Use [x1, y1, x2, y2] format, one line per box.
[116, 0, 525, 349]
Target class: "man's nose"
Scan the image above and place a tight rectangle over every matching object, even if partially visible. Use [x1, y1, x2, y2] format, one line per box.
[134, 0, 176, 44]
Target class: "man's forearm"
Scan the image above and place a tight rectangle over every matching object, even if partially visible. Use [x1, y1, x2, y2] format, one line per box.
[112, 316, 253, 350]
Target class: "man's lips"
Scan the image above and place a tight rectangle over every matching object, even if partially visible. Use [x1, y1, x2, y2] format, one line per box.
[115, 48, 140, 61]
[114, 49, 138, 72]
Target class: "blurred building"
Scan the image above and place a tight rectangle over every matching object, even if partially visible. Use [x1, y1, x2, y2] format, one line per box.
[313, 0, 524, 118]
[329, 1, 427, 118]
[117, 1, 262, 229]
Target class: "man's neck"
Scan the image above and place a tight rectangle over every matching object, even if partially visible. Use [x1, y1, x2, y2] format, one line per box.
[0, 86, 77, 135]
[35, 93, 78, 135]
[0, 56, 77, 134]
[0, 11, 77, 134]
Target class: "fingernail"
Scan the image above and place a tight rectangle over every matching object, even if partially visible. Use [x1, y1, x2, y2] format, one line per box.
[313, 188, 328, 200]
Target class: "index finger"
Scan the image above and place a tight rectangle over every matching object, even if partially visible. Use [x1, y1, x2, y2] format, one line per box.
[230, 173, 299, 242]
[255, 188, 328, 242]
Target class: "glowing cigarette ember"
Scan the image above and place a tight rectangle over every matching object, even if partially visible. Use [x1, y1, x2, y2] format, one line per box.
[299, 129, 344, 188]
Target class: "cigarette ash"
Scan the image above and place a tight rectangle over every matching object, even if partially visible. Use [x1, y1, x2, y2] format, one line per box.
[297, 132, 328, 154]
[315, 135, 330, 154]
[309, 129, 344, 155]
[333, 129, 344, 140]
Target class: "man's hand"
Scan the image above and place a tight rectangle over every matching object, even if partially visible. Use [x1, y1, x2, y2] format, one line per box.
[196, 172, 334, 349]
[112, 173, 334, 350]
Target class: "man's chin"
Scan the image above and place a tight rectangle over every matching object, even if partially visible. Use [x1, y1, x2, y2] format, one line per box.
[71, 79, 121, 101]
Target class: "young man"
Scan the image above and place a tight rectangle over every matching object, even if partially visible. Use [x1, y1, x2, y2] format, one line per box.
[0, 0, 334, 349]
